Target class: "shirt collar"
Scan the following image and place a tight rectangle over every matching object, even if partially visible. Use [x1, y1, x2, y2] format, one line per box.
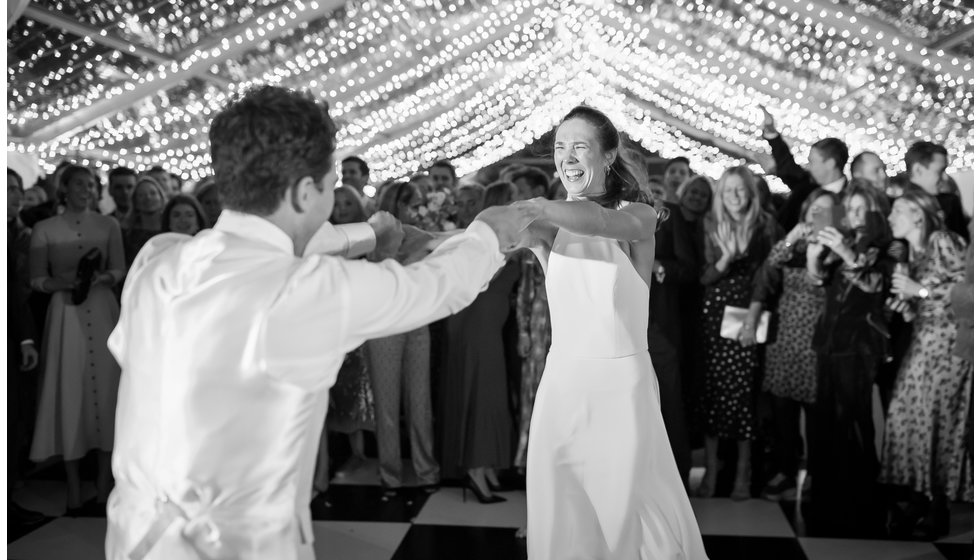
[823, 176, 846, 193]
[213, 210, 295, 255]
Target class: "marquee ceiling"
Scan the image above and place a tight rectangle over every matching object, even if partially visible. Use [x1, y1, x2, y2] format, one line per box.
[6, 0, 975, 184]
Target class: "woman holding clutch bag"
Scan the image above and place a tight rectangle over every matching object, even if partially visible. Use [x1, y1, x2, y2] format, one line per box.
[807, 179, 892, 536]
[697, 165, 782, 500]
[29, 164, 125, 514]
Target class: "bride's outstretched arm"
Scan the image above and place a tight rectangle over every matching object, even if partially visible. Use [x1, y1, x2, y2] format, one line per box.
[516, 198, 658, 242]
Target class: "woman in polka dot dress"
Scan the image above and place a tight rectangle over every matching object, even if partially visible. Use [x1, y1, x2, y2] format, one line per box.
[697, 166, 782, 500]
[29, 165, 125, 513]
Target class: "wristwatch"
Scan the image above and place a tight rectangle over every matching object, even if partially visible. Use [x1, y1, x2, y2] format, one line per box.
[917, 286, 930, 299]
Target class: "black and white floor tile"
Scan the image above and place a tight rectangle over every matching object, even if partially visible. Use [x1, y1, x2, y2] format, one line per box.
[8, 458, 973, 560]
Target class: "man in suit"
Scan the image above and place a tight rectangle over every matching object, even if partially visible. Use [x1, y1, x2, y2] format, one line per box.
[7, 176, 43, 526]
[850, 152, 889, 192]
[903, 141, 970, 241]
[758, 107, 849, 232]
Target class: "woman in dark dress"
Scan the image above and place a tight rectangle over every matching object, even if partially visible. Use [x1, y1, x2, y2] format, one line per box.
[441, 181, 521, 503]
[808, 180, 892, 536]
[121, 176, 166, 265]
[675, 176, 712, 444]
[697, 166, 782, 500]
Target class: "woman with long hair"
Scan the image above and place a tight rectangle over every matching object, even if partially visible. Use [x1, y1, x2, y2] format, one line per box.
[122, 176, 167, 265]
[752, 189, 836, 501]
[161, 194, 208, 236]
[29, 164, 125, 514]
[697, 165, 783, 500]
[515, 106, 706, 558]
[808, 179, 893, 535]
[880, 188, 971, 538]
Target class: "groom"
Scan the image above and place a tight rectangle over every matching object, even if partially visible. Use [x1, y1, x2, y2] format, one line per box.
[105, 85, 532, 560]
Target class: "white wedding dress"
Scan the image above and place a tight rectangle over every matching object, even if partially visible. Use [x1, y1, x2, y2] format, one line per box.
[526, 225, 709, 559]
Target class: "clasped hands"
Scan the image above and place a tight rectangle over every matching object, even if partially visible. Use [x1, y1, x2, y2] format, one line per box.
[368, 199, 547, 257]
[43, 273, 113, 293]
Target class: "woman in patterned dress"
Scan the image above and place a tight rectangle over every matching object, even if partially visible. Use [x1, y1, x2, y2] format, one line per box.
[752, 189, 834, 501]
[312, 186, 376, 492]
[880, 188, 971, 538]
[512, 176, 563, 470]
[29, 165, 125, 513]
[697, 165, 782, 500]
[808, 180, 892, 535]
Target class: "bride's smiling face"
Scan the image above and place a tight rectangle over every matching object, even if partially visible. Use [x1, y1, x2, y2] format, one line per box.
[554, 118, 612, 198]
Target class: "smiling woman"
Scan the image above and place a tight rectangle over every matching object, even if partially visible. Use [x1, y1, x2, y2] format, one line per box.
[697, 164, 783, 501]
[28, 163, 125, 515]
[516, 106, 707, 560]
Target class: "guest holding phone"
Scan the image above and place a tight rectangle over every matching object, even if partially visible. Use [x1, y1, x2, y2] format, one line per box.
[808, 179, 892, 536]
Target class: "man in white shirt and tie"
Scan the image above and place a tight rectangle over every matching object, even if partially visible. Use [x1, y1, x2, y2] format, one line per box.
[105, 85, 532, 560]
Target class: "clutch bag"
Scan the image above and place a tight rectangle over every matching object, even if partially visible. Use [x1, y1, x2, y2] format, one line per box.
[720, 305, 771, 344]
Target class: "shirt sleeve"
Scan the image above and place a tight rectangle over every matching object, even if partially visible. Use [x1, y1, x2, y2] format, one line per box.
[260, 220, 504, 386]
[302, 222, 376, 258]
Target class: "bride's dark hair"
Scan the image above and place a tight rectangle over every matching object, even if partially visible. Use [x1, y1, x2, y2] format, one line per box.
[556, 106, 642, 209]
[555, 106, 667, 229]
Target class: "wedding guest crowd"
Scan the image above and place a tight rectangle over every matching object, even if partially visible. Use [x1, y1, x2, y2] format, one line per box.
[6, 103, 972, 544]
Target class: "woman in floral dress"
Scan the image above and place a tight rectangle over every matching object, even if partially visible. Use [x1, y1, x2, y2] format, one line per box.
[880, 188, 971, 538]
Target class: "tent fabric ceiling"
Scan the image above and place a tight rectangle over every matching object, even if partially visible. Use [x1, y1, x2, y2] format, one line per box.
[6, 0, 975, 183]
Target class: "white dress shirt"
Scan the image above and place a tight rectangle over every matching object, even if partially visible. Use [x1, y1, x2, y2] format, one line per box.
[822, 176, 846, 194]
[105, 210, 503, 560]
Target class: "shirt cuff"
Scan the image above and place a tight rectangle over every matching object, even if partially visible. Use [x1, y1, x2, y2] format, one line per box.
[336, 223, 377, 258]
[302, 222, 377, 258]
[21, 339, 34, 346]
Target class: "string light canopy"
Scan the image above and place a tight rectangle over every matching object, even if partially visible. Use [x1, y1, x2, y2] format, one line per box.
[7, 0, 974, 186]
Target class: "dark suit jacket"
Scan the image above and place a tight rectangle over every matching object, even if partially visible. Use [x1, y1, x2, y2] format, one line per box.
[766, 134, 848, 233]
[649, 202, 699, 352]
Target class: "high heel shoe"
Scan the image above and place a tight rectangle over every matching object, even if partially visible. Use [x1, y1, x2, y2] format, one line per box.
[462, 474, 506, 504]
[695, 468, 717, 498]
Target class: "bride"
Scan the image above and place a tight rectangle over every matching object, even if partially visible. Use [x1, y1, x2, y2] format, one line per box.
[515, 106, 708, 559]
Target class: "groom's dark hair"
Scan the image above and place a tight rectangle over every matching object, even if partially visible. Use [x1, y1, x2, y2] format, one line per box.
[209, 85, 337, 216]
